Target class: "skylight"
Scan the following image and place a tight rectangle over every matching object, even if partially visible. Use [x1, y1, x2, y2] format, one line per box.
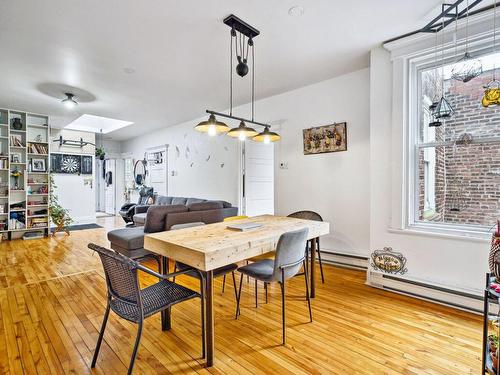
[64, 114, 133, 134]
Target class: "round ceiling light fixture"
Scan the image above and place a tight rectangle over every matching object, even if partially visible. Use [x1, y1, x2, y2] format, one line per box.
[62, 93, 78, 109]
[288, 6, 305, 17]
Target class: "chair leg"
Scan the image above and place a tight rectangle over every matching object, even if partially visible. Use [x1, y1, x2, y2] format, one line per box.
[305, 243, 310, 281]
[303, 260, 313, 322]
[235, 273, 244, 319]
[199, 275, 206, 359]
[222, 274, 226, 293]
[231, 272, 238, 302]
[264, 282, 268, 304]
[128, 319, 143, 375]
[172, 264, 177, 283]
[280, 278, 286, 345]
[91, 301, 111, 368]
[255, 279, 258, 308]
[317, 238, 325, 284]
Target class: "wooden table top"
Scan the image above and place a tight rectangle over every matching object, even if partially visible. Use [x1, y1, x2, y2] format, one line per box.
[144, 215, 330, 271]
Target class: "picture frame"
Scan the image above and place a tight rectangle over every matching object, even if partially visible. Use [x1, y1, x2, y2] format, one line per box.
[11, 153, 22, 163]
[303, 122, 347, 155]
[32, 158, 46, 172]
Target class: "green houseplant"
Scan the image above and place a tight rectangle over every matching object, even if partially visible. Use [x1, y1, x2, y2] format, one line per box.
[49, 174, 73, 236]
[95, 147, 106, 160]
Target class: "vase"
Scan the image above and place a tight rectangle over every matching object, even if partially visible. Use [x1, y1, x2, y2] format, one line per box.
[11, 118, 22, 130]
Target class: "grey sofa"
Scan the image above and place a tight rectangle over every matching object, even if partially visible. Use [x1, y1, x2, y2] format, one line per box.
[133, 196, 236, 227]
[107, 198, 237, 263]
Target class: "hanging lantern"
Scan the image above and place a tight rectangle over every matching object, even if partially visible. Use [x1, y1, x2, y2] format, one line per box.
[433, 96, 454, 119]
[482, 80, 500, 108]
[451, 52, 483, 83]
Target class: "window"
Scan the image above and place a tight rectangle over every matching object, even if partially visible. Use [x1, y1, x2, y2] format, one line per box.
[412, 50, 500, 231]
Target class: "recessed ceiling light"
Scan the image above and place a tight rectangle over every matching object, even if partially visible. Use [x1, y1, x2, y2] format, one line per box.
[65, 114, 133, 134]
[61, 93, 78, 109]
[123, 67, 136, 74]
[288, 6, 305, 17]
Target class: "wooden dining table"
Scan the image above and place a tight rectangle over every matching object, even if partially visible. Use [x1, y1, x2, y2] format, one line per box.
[144, 214, 330, 367]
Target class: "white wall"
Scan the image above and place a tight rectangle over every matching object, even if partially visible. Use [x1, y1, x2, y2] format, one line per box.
[50, 129, 96, 225]
[368, 47, 490, 295]
[120, 118, 240, 206]
[120, 69, 372, 258]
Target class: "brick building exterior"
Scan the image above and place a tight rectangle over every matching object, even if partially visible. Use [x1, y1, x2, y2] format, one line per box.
[419, 68, 500, 227]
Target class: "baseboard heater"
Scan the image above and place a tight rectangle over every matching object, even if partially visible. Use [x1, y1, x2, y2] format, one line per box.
[367, 271, 485, 314]
[321, 251, 369, 270]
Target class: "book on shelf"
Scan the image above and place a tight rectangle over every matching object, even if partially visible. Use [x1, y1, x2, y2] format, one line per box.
[0, 159, 7, 169]
[10, 135, 25, 147]
[27, 142, 48, 154]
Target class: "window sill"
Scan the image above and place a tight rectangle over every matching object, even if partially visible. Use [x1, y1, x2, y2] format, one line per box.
[388, 225, 491, 243]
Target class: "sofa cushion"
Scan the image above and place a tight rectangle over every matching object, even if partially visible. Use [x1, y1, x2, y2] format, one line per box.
[156, 196, 173, 205]
[133, 213, 147, 225]
[186, 198, 206, 205]
[144, 205, 189, 233]
[107, 227, 145, 250]
[210, 200, 232, 208]
[187, 201, 223, 212]
[171, 197, 187, 205]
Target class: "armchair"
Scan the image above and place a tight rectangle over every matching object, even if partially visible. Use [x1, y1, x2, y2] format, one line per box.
[119, 186, 154, 224]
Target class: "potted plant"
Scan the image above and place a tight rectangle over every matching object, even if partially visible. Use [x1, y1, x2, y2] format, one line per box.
[95, 147, 106, 160]
[49, 174, 73, 236]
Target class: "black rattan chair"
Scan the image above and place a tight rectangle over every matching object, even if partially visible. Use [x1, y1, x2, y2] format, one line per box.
[88, 243, 205, 375]
[235, 228, 312, 345]
[287, 211, 325, 283]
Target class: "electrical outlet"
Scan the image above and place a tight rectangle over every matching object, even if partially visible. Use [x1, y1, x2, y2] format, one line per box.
[279, 162, 288, 169]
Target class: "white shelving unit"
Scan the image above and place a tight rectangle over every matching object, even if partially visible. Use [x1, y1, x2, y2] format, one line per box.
[0, 108, 50, 239]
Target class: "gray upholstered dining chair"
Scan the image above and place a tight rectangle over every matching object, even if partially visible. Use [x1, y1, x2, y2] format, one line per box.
[171, 222, 239, 300]
[88, 243, 205, 375]
[287, 211, 325, 283]
[235, 228, 312, 345]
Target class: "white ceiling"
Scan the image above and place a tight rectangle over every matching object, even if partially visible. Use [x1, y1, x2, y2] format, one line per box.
[0, 0, 445, 141]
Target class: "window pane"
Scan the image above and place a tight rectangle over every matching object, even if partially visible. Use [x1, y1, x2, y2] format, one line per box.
[419, 52, 500, 143]
[417, 144, 500, 227]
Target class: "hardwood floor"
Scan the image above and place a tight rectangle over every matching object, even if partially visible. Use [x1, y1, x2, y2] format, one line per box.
[0, 217, 482, 374]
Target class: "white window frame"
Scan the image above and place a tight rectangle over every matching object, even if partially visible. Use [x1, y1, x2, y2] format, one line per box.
[408, 43, 500, 236]
[384, 8, 499, 239]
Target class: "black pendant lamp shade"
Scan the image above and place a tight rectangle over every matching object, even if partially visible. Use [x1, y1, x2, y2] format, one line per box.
[194, 114, 230, 136]
[227, 121, 258, 140]
[433, 96, 454, 119]
[253, 126, 281, 143]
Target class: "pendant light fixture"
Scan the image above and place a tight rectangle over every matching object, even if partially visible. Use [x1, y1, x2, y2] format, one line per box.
[451, 0, 483, 82]
[433, 9, 455, 122]
[429, 31, 443, 127]
[196, 15, 280, 143]
[482, 0, 500, 108]
[194, 114, 230, 136]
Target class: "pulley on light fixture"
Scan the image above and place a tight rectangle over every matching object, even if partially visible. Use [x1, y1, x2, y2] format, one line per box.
[62, 93, 78, 108]
[227, 121, 258, 141]
[196, 14, 281, 143]
[194, 114, 230, 136]
[253, 126, 281, 143]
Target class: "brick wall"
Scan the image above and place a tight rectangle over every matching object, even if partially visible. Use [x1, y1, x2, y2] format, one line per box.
[419, 68, 500, 227]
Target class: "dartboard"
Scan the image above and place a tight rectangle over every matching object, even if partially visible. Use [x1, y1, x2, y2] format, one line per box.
[61, 155, 81, 174]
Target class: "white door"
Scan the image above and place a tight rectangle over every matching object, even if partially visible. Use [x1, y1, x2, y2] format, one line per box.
[105, 159, 115, 215]
[242, 141, 274, 217]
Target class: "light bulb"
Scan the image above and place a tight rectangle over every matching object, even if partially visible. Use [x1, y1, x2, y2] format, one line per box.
[263, 135, 270, 144]
[238, 132, 246, 141]
[208, 125, 217, 137]
[64, 100, 76, 109]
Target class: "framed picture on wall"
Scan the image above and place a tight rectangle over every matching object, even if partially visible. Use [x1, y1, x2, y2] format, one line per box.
[81, 155, 93, 174]
[10, 153, 22, 163]
[303, 122, 347, 155]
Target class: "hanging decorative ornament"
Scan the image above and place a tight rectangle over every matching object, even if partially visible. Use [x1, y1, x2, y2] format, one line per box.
[482, 0, 499, 107]
[429, 28, 442, 127]
[450, 0, 483, 82]
[432, 10, 455, 123]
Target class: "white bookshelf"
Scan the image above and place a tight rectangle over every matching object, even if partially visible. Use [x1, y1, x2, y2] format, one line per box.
[0, 108, 50, 239]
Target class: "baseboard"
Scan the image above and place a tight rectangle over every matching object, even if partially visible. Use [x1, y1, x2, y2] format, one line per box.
[366, 270, 484, 313]
[320, 250, 369, 270]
